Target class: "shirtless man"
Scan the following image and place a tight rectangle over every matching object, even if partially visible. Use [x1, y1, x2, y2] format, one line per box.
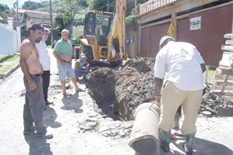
[53, 29, 84, 96]
[20, 23, 53, 139]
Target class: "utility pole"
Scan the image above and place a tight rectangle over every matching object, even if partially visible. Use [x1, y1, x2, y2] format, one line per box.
[16, 0, 20, 52]
[134, 0, 137, 16]
[17, 0, 19, 25]
[107, 0, 109, 11]
[134, 0, 137, 31]
[49, 0, 54, 47]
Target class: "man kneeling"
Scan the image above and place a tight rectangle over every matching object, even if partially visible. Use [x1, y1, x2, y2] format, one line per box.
[74, 53, 90, 79]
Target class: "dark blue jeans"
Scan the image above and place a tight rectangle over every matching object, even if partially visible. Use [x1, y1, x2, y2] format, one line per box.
[23, 76, 47, 135]
[75, 66, 91, 77]
[41, 70, 50, 102]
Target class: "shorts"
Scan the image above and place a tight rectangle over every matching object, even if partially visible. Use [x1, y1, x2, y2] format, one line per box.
[57, 60, 75, 81]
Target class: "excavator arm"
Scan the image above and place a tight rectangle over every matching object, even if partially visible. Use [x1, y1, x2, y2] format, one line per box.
[107, 0, 127, 61]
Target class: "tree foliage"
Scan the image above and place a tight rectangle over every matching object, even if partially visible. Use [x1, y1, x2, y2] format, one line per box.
[87, 0, 148, 16]
[20, 0, 86, 36]
[0, 3, 14, 24]
[22, 1, 39, 10]
[87, 0, 115, 12]
[18, 0, 146, 34]
[125, 14, 135, 27]
[86, 0, 147, 28]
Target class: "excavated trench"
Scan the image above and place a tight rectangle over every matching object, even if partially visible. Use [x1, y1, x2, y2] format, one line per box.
[85, 57, 155, 121]
[84, 57, 233, 120]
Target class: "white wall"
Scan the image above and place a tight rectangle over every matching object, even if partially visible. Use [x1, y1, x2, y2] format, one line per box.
[0, 23, 15, 57]
[16, 27, 21, 52]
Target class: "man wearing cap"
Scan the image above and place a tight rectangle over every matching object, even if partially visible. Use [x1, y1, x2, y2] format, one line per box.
[36, 28, 53, 105]
[74, 53, 90, 79]
[154, 36, 206, 154]
[20, 23, 53, 139]
[53, 29, 84, 96]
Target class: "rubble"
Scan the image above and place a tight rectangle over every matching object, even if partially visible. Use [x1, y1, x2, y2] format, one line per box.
[85, 57, 155, 121]
[201, 91, 233, 116]
[84, 57, 233, 121]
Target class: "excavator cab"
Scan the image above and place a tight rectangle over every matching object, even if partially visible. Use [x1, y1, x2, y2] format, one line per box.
[80, 11, 115, 63]
[84, 11, 113, 46]
[80, 0, 127, 64]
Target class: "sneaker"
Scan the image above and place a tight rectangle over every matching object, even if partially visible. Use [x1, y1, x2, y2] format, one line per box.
[23, 126, 36, 135]
[37, 133, 53, 139]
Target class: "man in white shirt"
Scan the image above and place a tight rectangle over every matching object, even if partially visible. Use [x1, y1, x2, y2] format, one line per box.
[36, 28, 53, 105]
[154, 36, 206, 154]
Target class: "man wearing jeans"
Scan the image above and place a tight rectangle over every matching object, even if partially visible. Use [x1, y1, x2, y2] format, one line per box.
[53, 29, 84, 96]
[36, 27, 53, 105]
[154, 36, 206, 154]
[20, 23, 53, 139]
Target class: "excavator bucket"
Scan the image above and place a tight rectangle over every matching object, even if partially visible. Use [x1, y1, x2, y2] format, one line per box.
[110, 38, 120, 58]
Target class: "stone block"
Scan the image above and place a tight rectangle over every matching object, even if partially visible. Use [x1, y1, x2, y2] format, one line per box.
[217, 108, 233, 117]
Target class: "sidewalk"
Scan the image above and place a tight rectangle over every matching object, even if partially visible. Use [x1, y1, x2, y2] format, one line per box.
[0, 55, 20, 83]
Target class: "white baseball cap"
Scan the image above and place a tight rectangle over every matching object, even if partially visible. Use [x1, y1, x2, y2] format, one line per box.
[80, 53, 86, 58]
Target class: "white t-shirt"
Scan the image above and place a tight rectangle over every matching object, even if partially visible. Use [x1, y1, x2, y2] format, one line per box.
[36, 40, 50, 71]
[154, 41, 205, 91]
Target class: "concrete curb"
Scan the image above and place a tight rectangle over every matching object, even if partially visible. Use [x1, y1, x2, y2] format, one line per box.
[0, 63, 20, 79]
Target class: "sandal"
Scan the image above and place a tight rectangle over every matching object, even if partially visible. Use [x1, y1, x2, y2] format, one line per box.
[76, 88, 85, 92]
[63, 93, 71, 96]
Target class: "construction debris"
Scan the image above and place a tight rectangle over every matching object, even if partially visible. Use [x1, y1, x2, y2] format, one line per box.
[84, 57, 233, 120]
[211, 33, 233, 95]
[85, 57, 155, 121]
[201, 91, 233, 116]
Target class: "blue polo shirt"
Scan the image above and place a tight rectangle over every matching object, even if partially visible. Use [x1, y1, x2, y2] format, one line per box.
[54, 39, 73, 56]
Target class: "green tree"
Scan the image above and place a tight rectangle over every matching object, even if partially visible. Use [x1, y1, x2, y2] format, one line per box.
[0, 3, 13, 24]
[53, 0, 84, 38]
[87, 0, 148, 16]
[87, 0, 114, 12]
[22, 1, 39, 10]
[13, 2, 17, 8]
[77, 0, 88, 7]
[55, 13, 64, 35]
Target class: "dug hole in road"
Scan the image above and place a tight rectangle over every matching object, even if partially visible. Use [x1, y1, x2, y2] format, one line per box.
[0, 49, 233, 155]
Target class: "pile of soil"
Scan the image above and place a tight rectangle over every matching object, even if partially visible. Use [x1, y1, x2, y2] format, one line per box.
[85, 57, 233, 120]
[85, 57, 155, 121]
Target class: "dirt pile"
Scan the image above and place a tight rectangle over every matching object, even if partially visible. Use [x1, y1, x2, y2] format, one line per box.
[85, 57, 155, 121]
[85, 57, 233, 121]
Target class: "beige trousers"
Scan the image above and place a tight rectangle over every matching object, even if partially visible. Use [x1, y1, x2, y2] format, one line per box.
[159, 81, 202, 135]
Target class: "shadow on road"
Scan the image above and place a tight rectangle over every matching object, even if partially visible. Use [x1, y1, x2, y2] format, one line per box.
[194, 137, 233, 155]
[43, 106, 62, 128]
[24, 134, 53, 155]
[61, 92, 83, 113]
[169, 136, 233, 155]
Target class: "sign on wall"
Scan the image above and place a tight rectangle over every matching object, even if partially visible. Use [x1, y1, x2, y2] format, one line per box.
[190, 16, 201, 31]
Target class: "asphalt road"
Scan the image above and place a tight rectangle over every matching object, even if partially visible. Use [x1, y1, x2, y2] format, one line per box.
[0, 49, 233, 155]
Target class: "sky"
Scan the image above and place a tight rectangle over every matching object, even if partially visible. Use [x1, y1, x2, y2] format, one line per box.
[1, 0, 45, 9]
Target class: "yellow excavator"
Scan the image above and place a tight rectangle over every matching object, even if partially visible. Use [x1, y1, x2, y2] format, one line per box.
[79, 0, 127, 65]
